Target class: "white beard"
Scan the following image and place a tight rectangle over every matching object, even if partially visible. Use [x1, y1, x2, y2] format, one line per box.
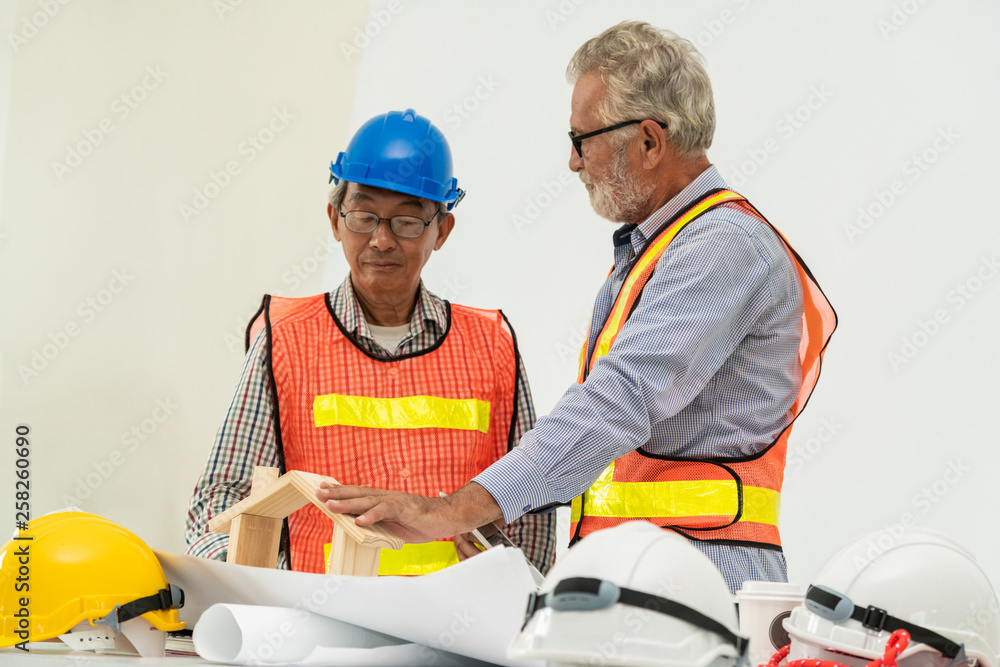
[580, 143, 654, 224]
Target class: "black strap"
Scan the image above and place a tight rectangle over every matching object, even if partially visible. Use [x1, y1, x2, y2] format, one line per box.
[116, 586, 184, 625]
[499, 310, 522, 453]
[849, 604, 961, 658]
[619, 588, 745, 652]
[805, 586, 961, 658]
[525, 577, 746, 656]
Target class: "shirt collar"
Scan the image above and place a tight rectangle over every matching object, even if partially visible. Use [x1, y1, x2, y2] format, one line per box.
[615, 164, 727, 254]
[333, 274, 446, 343]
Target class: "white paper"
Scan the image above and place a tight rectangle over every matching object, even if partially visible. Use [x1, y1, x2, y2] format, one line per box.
[192, 604, 404, 664]
[156, 546, 541, 667]
[59, 621, 119, 652]
[58, 617, 166, 657]
[120, 617, 168, 657]
[300, 643, 487, 666]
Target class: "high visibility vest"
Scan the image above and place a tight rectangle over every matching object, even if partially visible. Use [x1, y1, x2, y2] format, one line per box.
[569, 189, 836, 549]
[247, 293, 518, 574]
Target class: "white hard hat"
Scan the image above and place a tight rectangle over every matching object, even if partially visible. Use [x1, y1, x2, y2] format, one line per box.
[783, 527, 1000, 667]
[508, 522, 747, 667]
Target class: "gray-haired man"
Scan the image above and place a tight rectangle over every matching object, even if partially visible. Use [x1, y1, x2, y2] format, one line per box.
[317, 22, 835, 593]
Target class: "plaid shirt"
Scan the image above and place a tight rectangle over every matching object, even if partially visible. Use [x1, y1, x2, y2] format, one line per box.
[185, 275, 556, 573]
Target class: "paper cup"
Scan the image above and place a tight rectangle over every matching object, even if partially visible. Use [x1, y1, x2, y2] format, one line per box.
[735, 581, 804, 667]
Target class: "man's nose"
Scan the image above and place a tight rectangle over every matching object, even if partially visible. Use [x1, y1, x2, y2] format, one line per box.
[569, 144, 584, 172]
[368, 218, 397, 249]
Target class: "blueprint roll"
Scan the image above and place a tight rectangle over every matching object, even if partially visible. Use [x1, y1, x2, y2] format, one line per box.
[192, 604, 404, 664]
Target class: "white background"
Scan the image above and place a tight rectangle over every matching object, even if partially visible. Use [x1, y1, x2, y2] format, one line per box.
[2, 0, 999, 592]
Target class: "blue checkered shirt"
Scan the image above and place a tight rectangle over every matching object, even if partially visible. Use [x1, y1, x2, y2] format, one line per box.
[475, 166, 803, 593]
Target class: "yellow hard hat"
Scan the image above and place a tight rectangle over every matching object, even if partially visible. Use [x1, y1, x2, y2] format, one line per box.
[0, 511, 185, 647]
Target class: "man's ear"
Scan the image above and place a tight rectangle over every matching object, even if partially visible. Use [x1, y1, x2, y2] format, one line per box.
[328, 203, 342, 241]
[639, 119, 669, 170]
[433, 212, 455, 251]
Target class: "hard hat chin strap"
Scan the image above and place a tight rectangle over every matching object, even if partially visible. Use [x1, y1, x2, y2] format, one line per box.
[99, 585, 185, 633]
[770, 628, 914, 667]
[806, 585, 966, 661]
[524, 577, 748, 662]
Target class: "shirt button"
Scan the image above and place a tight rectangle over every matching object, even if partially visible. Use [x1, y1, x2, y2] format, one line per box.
[400, 468, 410, 478]
[388, 367, 399, 377]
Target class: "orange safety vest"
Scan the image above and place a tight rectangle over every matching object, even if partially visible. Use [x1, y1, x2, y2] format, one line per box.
[246, 293, 518, 574]
[569, 189, 836, 549]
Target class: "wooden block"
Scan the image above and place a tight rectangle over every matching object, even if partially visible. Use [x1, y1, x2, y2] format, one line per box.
[208, 470, 403, 551]
[252, 466, 280, 490]
[328, 523, 380, 577]
[225, 465, 283, 567]
[351, 544, 381, 577]
[287, 471, 402, 549]
[328, 521, 348, 575]
[227, 514, 282, 568]
[209, 473, 315, 533]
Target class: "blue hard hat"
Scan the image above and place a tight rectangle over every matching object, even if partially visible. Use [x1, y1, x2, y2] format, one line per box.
[330, 109, 465, 211]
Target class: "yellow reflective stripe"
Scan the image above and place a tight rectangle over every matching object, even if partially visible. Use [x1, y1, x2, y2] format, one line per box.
[593, 190, 746, 362]
[323, 541, 458, 576]
[570, 495, 581, 523]
[377, 541, 460, 575]
[579, 478, 780, 526]
[313, 394, 491, 433]
[570, 461, 615, 523]
[576, 337, 588, 382]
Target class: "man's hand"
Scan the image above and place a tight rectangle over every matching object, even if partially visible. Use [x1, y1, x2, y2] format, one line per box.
[453, 531, 487, 561]
[315, 481, 505, 544]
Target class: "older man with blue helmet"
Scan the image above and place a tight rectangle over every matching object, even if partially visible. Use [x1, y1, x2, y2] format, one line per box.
[185, 109, 555, 576]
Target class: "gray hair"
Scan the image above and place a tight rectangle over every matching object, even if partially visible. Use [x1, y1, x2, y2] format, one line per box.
[566, 21, 715, 158]
[328, 180, 448, 219]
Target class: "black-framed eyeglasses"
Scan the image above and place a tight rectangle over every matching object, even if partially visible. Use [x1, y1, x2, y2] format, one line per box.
[568, 119, 668, 158]
[338, 208, 441, 239]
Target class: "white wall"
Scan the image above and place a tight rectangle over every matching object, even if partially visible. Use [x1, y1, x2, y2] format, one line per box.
[3, 0, 999, 592]
[0, 0, 367, 551]
[335, 0, 1000, 587]
[0, 2, 14, 212]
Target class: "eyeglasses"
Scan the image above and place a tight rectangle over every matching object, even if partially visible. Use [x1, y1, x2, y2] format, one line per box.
[568, 119, 669, 158]
[338, 208, 440, 239]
